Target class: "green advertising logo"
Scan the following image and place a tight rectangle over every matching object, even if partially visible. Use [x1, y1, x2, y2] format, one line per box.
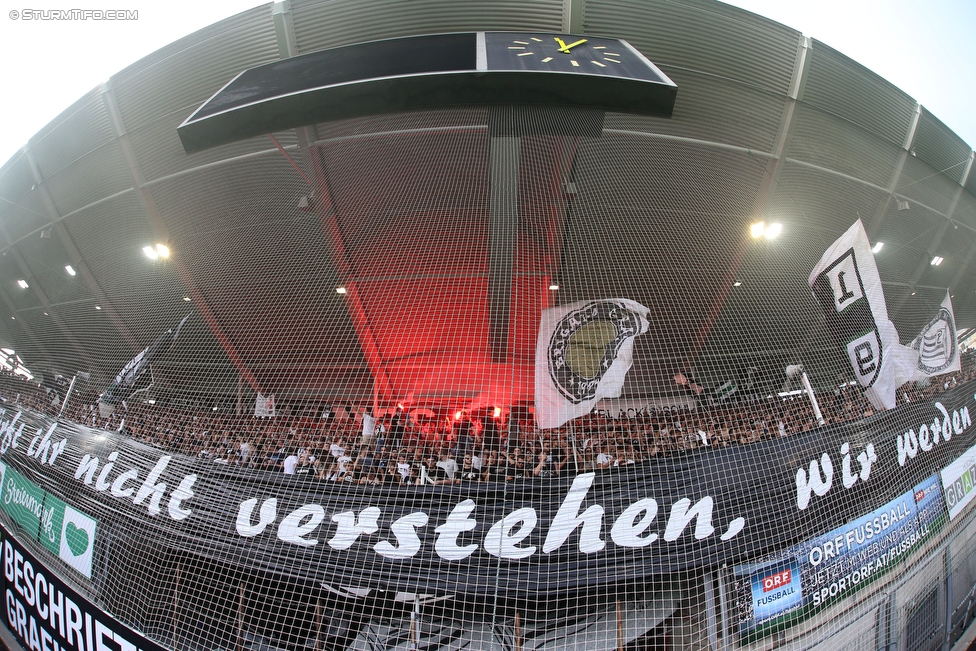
[0, 461, 97, 578]
[0, 465, 46, 534]
[39, 492, 65, 555]
[65, 521, 90, 555]
[58, 505, 96, 578]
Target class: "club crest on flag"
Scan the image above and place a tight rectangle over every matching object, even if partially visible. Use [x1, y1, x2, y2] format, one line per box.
[912, 292, 960, 378]
[547, 301, 646, 404]
[811, 248, 883, 389]
[915, 307, 955, 374]
[536, 299, 649, 429]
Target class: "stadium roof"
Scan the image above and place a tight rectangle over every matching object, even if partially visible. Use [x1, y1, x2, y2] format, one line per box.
[0, 0, 973, 410]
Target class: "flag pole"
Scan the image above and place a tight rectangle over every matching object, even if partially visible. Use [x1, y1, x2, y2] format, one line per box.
[57, 374, 77, 419]
[786, 365, 825, 426]
[799, 370, 825, 426]
[236, 374, 243, 416]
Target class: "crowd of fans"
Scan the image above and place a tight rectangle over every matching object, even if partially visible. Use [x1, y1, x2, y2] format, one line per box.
[1, 353, 974, 486]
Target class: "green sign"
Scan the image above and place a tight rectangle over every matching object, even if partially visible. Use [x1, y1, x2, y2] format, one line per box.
[0, 461, 97, 578]
[39, 492, 66, 555]
[0, 464, 46, 534]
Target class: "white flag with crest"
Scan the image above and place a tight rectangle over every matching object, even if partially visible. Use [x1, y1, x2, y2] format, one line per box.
[535, 299, 649, 429]
[912, 291, 960, 380]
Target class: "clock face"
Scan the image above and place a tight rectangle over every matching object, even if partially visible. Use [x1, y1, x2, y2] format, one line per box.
[507, 35, 622, 71]
[484, 32, 671, 85]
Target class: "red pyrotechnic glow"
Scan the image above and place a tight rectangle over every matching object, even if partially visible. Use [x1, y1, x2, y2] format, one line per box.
[454, 411, 463, 421]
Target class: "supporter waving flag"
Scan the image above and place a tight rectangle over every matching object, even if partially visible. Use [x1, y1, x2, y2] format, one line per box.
[809, 220, 915, 410]
[535, 299, 649, 429]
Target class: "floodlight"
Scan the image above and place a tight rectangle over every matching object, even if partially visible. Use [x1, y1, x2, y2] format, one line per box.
[16, 280, 28, 289]
[750, 221, 765, 238]
[336, 287, 347, 294]
[872, 242, 883, 253]
[548, 284, 559, 290]
[144, 243, 170, 259]
[65, 265, 76, 276]
[765, 223, 783, 239]
[931, 256, 943, 266]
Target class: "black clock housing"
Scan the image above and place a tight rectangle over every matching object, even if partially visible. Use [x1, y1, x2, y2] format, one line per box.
[179, 31, 676, 153]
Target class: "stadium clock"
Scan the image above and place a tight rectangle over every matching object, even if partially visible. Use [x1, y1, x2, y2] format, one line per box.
[179, 32, 676, 153]
[483, 32, 668, 83]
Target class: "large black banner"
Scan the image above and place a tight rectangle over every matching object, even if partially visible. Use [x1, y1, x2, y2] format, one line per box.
[0, 521, 168, 651]
[0, 385, 972, 601]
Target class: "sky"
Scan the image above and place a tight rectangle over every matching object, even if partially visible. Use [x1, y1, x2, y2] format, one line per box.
[0, 0, 974, 168]
[724, 0, 976, 149]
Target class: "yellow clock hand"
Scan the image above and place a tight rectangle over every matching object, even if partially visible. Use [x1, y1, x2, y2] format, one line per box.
[556, 38, 588, 53]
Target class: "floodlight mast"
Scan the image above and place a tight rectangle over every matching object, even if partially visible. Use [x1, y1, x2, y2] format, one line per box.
[786, 364, 825, 426]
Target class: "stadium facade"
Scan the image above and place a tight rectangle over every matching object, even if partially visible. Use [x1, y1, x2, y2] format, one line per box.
[0, 1, 975, 650]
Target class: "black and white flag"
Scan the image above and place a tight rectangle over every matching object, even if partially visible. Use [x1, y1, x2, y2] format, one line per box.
[912, 291, 960, 380]
[535, 299, 649, 429]
[809, 220, 914, 410]
[98, 315, 189, 417]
